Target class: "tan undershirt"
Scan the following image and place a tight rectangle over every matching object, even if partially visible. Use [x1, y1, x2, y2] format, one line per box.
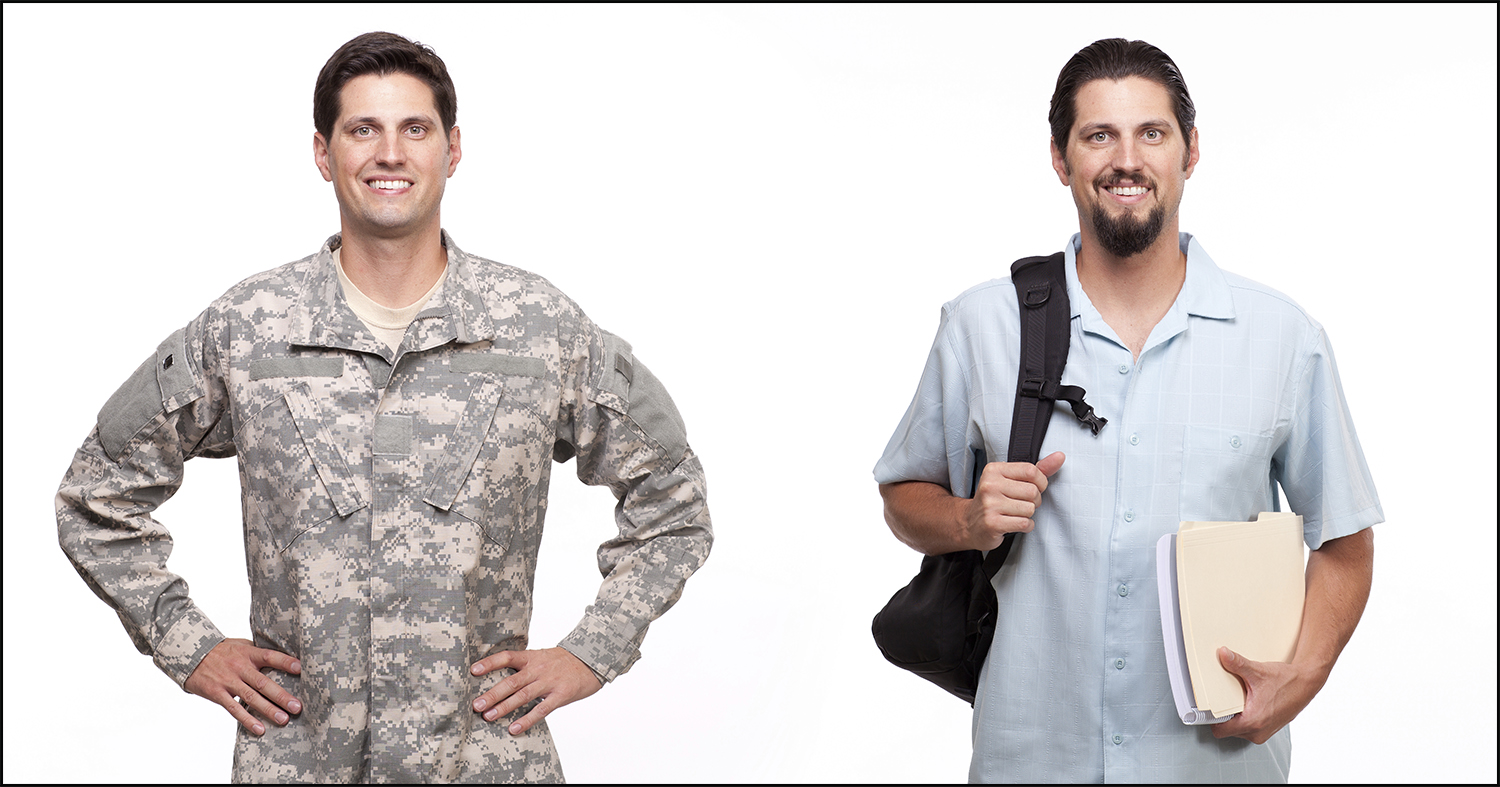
[334, 247, 449, 353]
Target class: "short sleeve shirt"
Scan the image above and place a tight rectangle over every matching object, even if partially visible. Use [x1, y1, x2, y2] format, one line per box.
[875, 233, 1382, 783]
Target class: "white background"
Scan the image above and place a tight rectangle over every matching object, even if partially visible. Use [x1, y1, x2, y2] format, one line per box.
[4, 4, 1495, 783]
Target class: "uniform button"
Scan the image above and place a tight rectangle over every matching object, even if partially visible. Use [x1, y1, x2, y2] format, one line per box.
[1113, 734, 1123, 745]
[1118, 583, 1129, 597]
[1129, 433, 1140, 446]
[1115, 658, 1125, 670]
[1118, 364, 1130, 374]
[1124, 510, 1135, 522]
[1230, 435, 1242, 449]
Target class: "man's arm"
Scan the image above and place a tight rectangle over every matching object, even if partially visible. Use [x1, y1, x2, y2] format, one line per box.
[56, 319, 301, 736]
[469, 329, 711, 735]
[880, 452, 1066, 555]
[1213, 526, 1375, 743]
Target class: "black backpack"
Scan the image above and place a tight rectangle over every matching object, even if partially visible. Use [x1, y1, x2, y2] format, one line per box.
[871, 252, 1106, 705]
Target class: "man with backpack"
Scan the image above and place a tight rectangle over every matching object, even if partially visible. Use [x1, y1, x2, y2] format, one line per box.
[874, 38, 1379, 782]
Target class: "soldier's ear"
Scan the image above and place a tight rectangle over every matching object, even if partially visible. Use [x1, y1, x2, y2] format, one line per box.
[445, 126, 461, 177]
[314, 133, 333, 182]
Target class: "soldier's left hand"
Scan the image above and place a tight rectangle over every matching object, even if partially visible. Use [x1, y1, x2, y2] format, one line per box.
[1210, 646, 1321, 744]
[470, 647, 603, 735]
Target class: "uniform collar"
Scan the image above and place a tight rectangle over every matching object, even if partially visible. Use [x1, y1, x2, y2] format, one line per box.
[290, 229, 497, 358]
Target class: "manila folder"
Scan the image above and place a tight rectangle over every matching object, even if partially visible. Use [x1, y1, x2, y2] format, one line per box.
[1176, 512, 1306, 717]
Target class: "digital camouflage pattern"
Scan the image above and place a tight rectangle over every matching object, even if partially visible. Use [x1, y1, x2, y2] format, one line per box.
[56, 232, 713, 783]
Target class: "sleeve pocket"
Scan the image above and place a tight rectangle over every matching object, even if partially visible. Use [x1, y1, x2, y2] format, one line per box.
[97, 327, 204, 461]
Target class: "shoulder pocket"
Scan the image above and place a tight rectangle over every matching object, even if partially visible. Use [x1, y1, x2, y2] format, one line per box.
[97, 327, 204, 461]
[588, 331, 687, 466]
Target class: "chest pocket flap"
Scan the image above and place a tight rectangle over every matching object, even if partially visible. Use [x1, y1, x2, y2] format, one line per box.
[423, 377, 507, 512]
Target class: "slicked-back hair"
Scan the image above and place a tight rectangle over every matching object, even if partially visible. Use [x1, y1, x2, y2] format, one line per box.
[314, 31, 457, 141]
[1049, 38, 1195, 164]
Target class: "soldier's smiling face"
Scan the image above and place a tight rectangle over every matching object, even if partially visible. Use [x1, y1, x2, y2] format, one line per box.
[314, 72, 461, 242]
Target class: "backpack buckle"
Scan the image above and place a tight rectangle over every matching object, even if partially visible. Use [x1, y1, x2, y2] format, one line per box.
[1020, 377, 1055, 400]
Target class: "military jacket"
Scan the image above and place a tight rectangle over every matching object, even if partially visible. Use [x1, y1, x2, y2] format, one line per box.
[57, 232, 713, 783]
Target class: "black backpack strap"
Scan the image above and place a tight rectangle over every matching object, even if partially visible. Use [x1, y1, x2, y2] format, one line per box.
[982, 253, 1107, 579]
[1008, 252, 1107, 464]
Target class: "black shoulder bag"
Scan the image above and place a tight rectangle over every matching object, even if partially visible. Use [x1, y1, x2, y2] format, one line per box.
[871, 252, 1107, 705]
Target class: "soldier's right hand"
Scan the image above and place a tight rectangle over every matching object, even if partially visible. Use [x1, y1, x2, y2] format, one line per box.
[962, 451, 1065, 550]
[184, 638, 302, 736]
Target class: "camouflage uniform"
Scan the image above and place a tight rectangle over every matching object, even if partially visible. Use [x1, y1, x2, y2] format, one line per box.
[56, 232, 712, 783]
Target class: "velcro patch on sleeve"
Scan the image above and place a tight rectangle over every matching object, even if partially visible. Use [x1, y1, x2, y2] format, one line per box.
[97, 354, 165, 462]
[625, 358, 688, 466]
[97, 327, 206, 461]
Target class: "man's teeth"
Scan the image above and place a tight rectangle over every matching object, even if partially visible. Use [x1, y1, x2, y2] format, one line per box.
[370, 180, 411, 190]
[1109, 186, 1147, 196]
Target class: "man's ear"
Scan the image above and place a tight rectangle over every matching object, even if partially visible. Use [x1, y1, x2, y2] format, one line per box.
[313, 132, 333, 183]
[1183, 126, 1200, 178]
[1050, 137, 1071, 186]
[446, 126, 462, 177]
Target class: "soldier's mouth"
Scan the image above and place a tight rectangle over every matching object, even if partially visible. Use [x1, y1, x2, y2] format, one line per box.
[367, 179, 413, 192]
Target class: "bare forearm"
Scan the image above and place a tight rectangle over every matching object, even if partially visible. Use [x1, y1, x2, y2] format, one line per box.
[1209, 525, 1374, 744]
[879, 480, 970, 556]
[880, 454, 1063, 556]
[1294, 527, 1375, 685]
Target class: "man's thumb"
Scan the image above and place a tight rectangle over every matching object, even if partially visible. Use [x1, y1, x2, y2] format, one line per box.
[1037, 451, 1066, 477]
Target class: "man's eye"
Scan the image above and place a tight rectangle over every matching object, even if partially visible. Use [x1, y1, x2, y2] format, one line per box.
[1092, 132, 1108, 143]
[355, 127, 371, 137]
[1145, 129, 1161, 140]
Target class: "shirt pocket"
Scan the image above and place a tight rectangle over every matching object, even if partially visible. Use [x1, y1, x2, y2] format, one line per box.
[424, 359, 551, 548]
[1178, 425, 1278, 522]
[239, 381, 367, 551]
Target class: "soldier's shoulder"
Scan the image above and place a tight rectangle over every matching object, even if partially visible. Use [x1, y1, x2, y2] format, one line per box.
[457, 251, 589, 319]
[205, 252, 323, 313]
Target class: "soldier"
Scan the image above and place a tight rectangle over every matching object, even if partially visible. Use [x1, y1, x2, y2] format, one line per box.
[56, 31, 711, 783]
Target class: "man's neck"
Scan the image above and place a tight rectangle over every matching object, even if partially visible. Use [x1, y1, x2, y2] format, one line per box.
[336, 222, 448, 309]
[1074, 221, 1186, 361]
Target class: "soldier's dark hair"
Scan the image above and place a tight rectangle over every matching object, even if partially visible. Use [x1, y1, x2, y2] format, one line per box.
[314, 31, 457, 140]
[1048, 38, 1195, 166]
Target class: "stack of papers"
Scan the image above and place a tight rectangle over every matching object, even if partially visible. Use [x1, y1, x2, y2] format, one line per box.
[1156, 512, 1306, 724]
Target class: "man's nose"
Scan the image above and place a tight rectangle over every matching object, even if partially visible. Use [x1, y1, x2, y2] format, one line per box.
[374, 134, 405, 165]
[1112, 137, 1143, 172]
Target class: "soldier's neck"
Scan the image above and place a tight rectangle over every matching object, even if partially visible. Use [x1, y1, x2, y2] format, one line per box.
[336, 222, 448, 309]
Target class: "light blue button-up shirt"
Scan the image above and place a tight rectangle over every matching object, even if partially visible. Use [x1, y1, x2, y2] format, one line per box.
[875, 234, 1382, 783]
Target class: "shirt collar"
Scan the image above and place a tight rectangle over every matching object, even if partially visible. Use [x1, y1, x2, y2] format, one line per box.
[1063, 232, 1236, 322]
[290, 229, 496, 355]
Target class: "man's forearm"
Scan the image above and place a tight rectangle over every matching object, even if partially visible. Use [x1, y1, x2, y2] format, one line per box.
[879, 480, 969, 556]
[1209, 525, 1375, 743]
[1294, 527, 1375, 685]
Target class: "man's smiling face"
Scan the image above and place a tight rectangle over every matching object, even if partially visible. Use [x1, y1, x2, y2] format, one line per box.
[1051, 76, 1198, 258]
[314, 72, 461, 242]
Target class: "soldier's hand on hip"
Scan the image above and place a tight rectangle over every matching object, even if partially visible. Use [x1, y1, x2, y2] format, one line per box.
[470, 647, 603, 736]
[184, 638, 302, 736]
[963, 451, 1065, 550]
